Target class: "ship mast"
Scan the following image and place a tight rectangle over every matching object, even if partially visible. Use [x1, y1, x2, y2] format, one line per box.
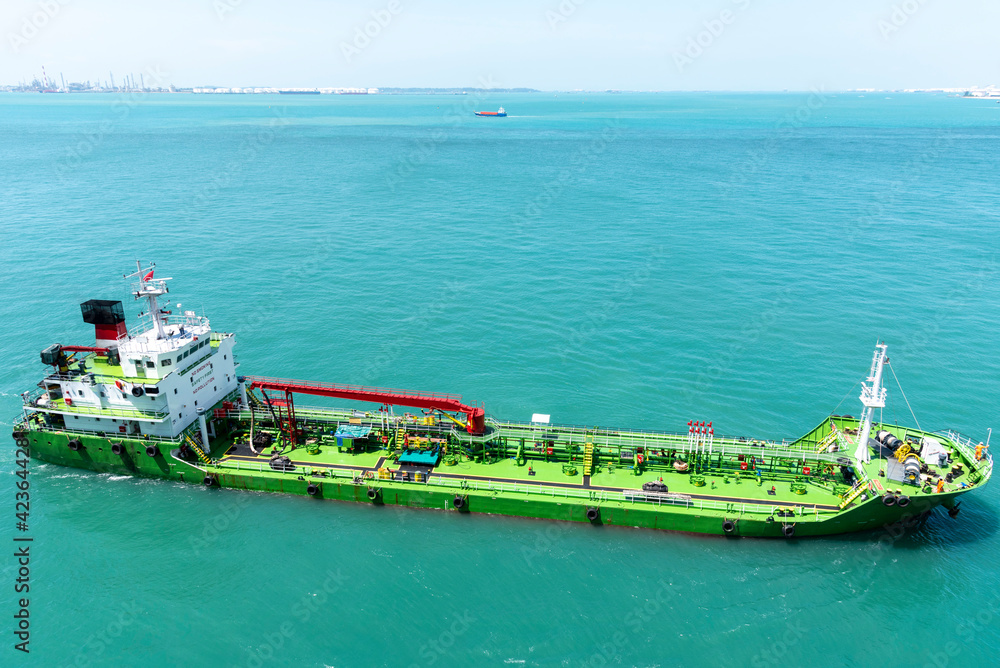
[125, 260, 171, 340]
[853, 342, 888, 464]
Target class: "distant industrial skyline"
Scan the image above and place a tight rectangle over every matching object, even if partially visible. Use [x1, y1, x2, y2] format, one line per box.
[3, 0, 997, 91]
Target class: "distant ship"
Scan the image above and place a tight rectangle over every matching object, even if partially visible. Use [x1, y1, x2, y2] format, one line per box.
[475, 107, 507, 117]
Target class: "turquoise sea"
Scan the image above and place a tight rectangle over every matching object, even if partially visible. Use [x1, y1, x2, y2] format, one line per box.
[1, 92, 999, 667]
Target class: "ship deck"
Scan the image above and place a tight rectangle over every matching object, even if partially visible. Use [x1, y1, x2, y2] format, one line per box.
[216, 443, 847, 510]
[194, 406, 990, 520]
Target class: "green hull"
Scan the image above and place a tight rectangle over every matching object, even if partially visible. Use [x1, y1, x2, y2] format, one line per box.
[15, 411, 984, 538]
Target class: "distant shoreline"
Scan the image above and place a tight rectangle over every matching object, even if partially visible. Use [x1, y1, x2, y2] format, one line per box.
[1, 87, 997, 97]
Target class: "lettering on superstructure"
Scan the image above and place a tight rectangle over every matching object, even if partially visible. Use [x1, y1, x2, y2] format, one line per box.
[192, 377, 216, 395]
[190, 359, 215, 394]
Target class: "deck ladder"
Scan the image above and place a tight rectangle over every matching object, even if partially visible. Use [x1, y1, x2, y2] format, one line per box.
[246, 388, 264, 409]
[838, 481, 869, 509]
[184, 431, 213, 465]
[815, 430, 839, 453]
[583, 433, 595, 476]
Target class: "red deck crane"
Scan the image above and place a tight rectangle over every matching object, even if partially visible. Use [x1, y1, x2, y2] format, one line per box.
[245, 376, 487, 442]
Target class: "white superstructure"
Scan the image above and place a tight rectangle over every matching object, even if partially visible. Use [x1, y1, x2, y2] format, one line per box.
[27, 263, 240, 441]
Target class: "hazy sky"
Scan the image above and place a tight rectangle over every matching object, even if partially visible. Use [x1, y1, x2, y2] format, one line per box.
[3, 0, 997, 89]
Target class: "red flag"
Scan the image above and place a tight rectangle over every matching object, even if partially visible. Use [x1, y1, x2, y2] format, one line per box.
[143, 269, 154, 281]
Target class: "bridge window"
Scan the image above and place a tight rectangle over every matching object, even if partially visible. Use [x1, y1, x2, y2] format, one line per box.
[161, 359, 172, 367]
[146, 361, 155, 369]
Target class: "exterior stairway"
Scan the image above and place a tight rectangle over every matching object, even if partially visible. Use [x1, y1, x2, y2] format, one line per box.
[184, 431, 213, 465]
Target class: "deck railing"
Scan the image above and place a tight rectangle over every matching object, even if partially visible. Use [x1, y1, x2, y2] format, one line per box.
[26, 397, 169, 421]
[940, 430, 993, 481]
[15, 419, 185, 444]
[205, 457, 830, 519]
[222, 404, 863, 478]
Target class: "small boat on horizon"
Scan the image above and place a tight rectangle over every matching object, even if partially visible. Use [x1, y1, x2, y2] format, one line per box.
[475, 107, 507, 117]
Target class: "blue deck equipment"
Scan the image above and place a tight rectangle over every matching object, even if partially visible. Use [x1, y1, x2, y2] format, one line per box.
[333, 425, 372, 449]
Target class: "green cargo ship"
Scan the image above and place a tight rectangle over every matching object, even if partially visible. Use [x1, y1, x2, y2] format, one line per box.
[11, 263, 993, 537]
